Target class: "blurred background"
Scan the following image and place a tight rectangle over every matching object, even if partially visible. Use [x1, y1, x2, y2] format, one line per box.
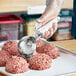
[0, 0, 74, 41]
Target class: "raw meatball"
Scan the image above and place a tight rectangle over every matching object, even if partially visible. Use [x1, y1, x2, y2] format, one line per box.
[29, 53, 52, 70]
[5, 57, 28, 74]
[36, 43, 59, 59]
[0, 51, 11, 66]
[25, 51, 38, 63]
[36, 39, 44, 47]
[2, 41, 20, 56]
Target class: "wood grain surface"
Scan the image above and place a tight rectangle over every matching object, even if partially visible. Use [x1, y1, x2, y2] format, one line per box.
[52, 39, 76, 52]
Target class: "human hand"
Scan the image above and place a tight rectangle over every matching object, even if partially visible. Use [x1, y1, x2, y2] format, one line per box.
[35, 17, 60, 39]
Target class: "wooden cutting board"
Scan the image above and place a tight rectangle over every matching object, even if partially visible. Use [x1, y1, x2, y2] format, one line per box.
[52, 39, 76, 53]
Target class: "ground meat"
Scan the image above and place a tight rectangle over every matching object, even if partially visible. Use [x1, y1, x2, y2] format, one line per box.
[5, 57, 28, 74]
[2, 41, 20, 56]
[25, 51, 38, 63]
[36, 43, 59, 59]
[29, 53, 52, 70]
[36, 39, 44, 47]
[0, 51, 11, 66]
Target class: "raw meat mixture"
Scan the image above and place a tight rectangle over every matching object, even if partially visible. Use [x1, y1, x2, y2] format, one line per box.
[36, 39, 44, 47]
[36, 43, 59, 59]
[0, 51, 11, 66]
[29, 53, 52, 70]
[2, 41, 20, 56]
[5, 57, 28, 74]
[0, 40, 60, 74]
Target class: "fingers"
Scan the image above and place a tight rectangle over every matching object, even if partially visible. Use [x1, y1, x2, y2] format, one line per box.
[35, 21, 42, 29]
[42, 22, 58, 39]
[35, 17, 59, 39]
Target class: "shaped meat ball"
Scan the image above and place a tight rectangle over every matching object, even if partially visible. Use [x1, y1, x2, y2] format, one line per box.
[36, 43, 59, 59]
[5, 57, 28, 74]
[0, 51, 11, 66]
[2, 41, 20, 56]
[29, 53, 52, 70]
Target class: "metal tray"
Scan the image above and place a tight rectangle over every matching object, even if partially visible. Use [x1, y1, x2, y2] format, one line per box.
[0, 41, 76, 76]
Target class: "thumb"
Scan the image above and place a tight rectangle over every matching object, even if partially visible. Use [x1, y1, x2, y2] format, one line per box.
[36, 17, 45, 23]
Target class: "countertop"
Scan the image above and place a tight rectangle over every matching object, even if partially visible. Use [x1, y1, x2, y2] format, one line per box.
[52, 39, 76, 53]
[52, 39, 76, 76]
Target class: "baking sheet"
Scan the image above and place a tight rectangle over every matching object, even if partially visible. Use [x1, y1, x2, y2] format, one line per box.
[0, 41, 76, 76]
